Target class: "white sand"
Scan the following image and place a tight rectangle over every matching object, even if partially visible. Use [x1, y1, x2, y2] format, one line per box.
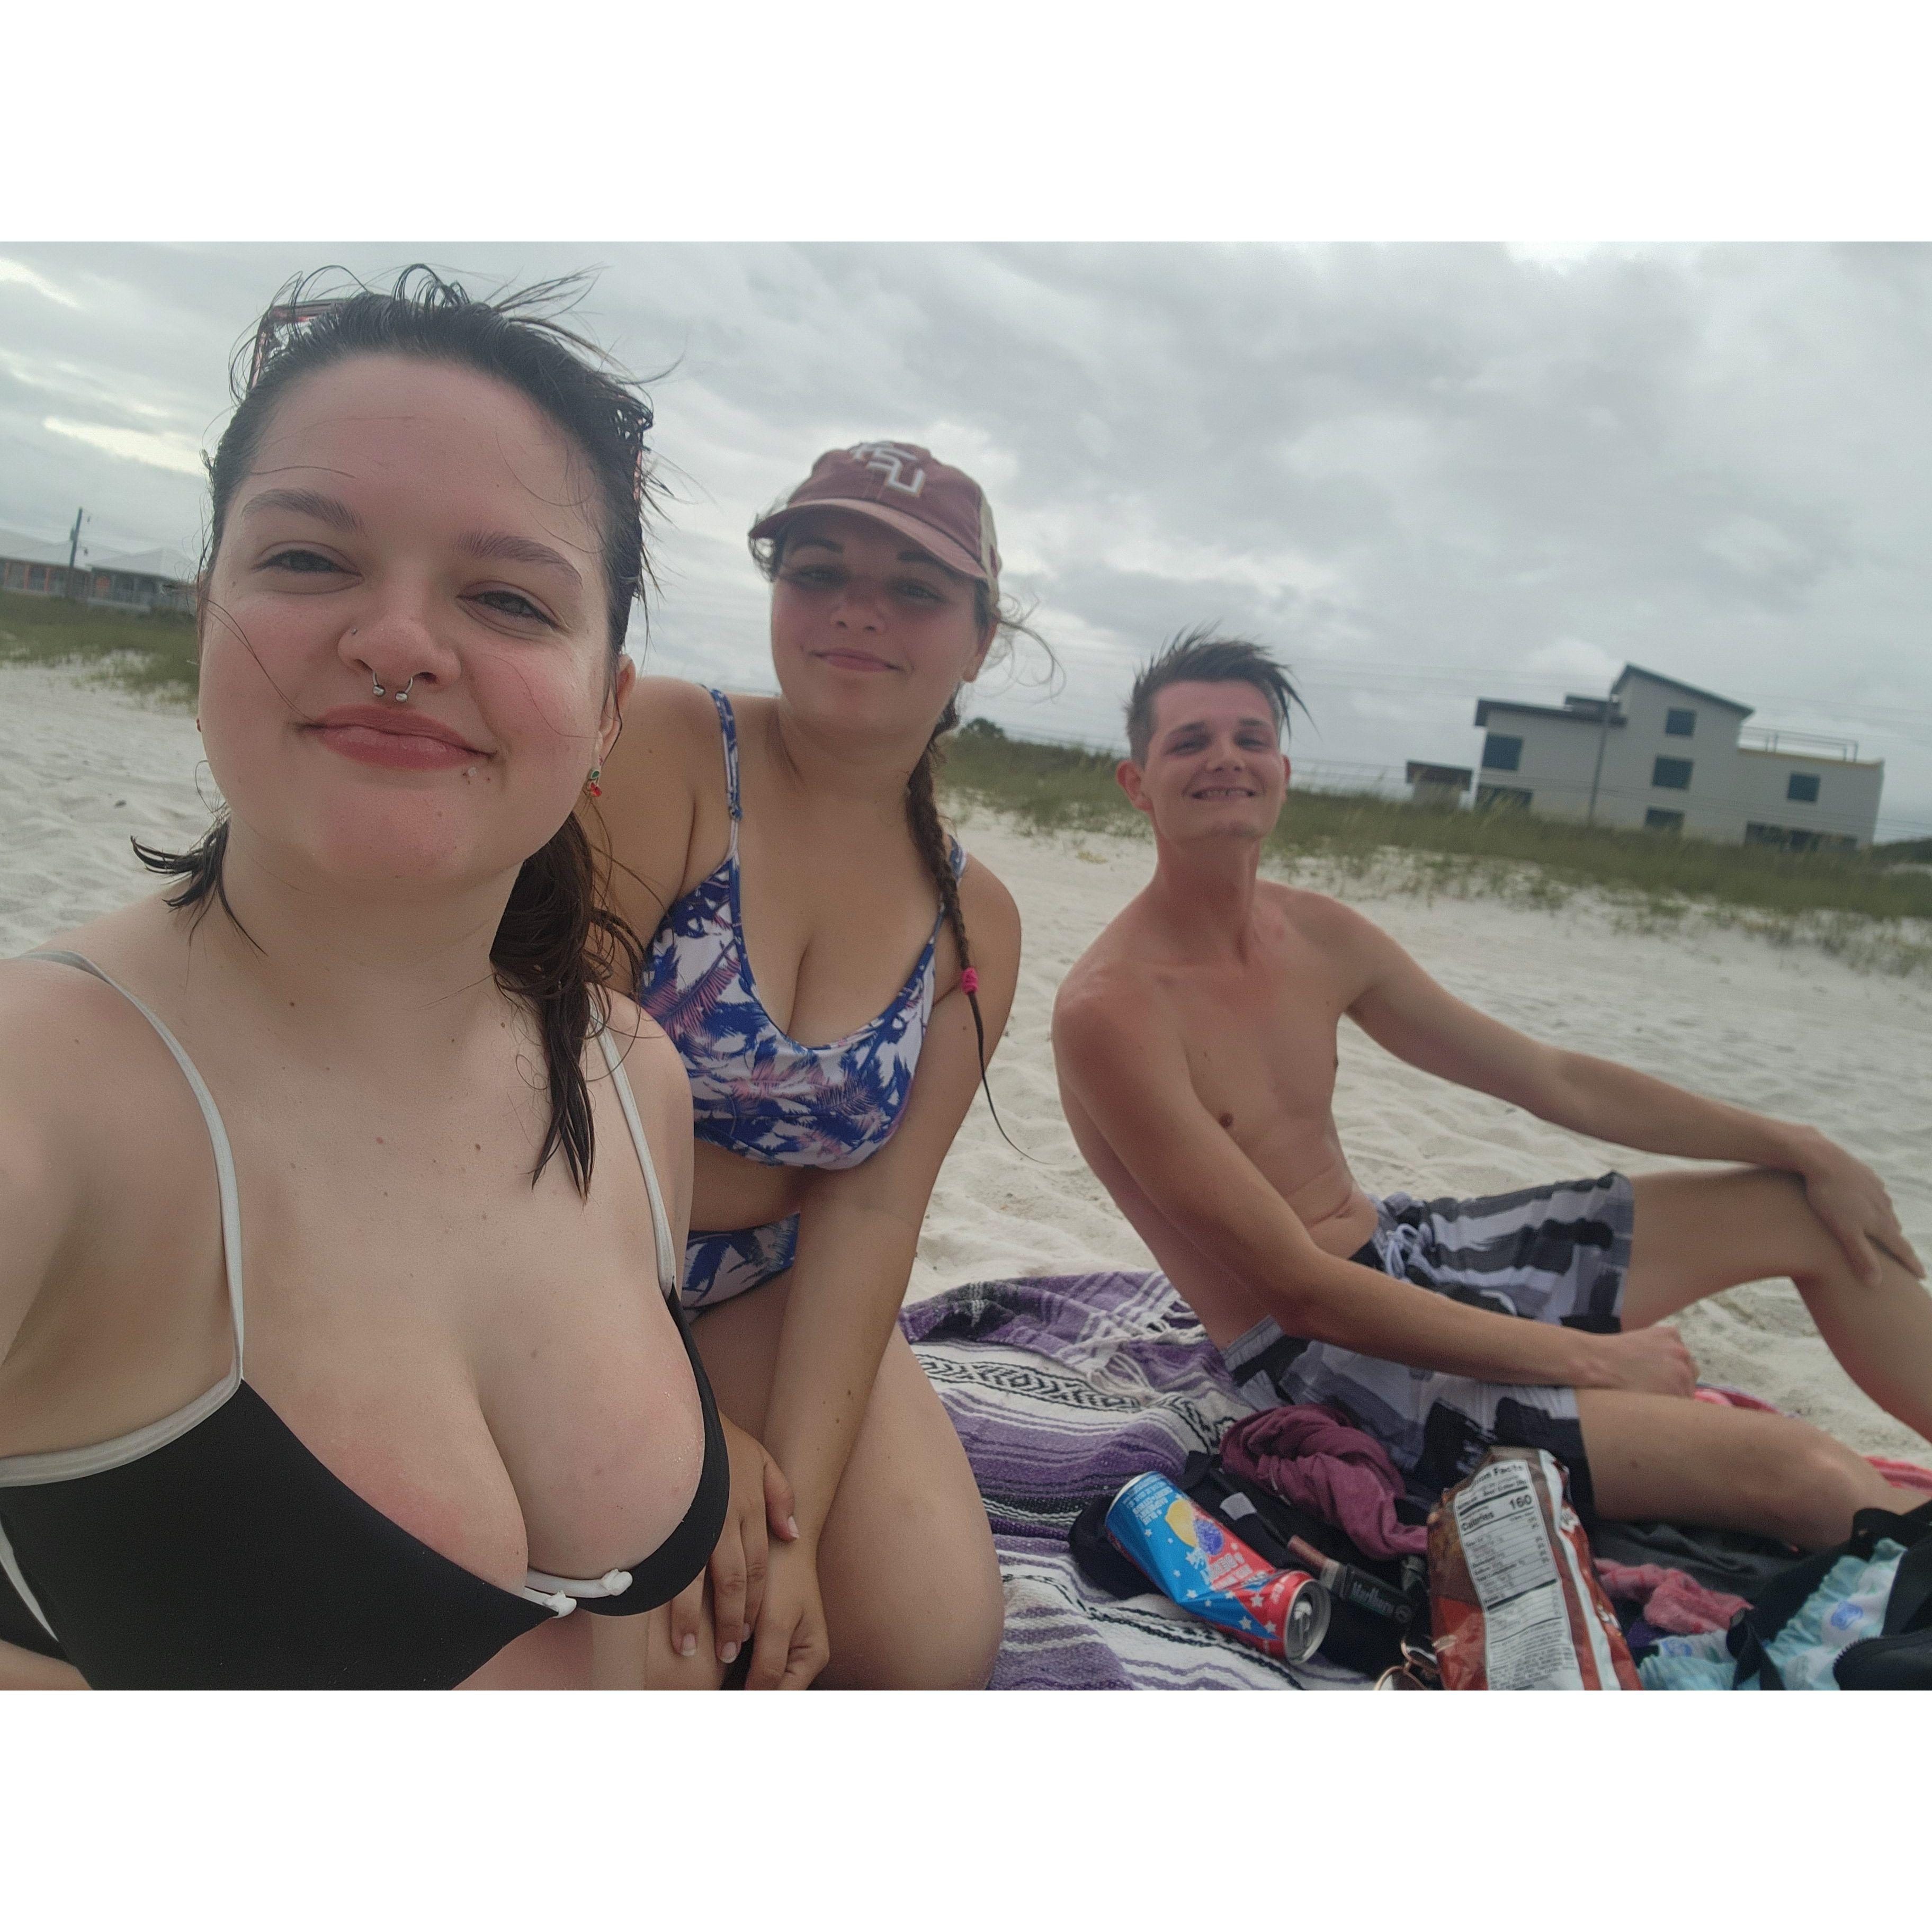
[0, 668, 209, 948]
[5, 665, 1929, 1464]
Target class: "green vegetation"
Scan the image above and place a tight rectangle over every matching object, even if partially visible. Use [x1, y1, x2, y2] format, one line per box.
[0, 589, 198, 701]
[940, 719, 1932, 963]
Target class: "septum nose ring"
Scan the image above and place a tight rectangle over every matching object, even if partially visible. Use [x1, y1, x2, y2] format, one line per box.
[370, 672, 416, 703]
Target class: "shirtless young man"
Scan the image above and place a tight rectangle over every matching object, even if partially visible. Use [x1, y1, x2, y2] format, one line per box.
[1053, 630, 1932, 1549]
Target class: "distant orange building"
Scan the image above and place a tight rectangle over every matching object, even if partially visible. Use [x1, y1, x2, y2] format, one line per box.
[1, 527, 195, 615]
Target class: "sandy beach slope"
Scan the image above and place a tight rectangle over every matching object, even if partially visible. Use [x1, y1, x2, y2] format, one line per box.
[5, 665, 1928, 1466]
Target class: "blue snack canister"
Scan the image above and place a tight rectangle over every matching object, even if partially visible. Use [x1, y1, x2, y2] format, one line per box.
[1105, 1472, 1330, 1661]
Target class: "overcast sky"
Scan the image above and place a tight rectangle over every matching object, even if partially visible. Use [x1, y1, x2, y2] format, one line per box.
[5, 240, 1930, 839]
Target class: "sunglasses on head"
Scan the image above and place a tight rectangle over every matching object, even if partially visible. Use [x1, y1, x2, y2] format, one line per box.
[246, 300, 342, 390]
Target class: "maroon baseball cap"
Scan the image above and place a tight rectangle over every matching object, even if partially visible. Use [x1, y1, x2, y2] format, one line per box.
[749, 441, 1001, 589]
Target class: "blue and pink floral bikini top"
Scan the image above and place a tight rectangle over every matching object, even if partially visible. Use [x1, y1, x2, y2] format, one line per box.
[637, 690, 967, 1172]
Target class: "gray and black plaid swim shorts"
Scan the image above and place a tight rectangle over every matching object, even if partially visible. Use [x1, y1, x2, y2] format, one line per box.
[1221, 1173, 1634, 1519]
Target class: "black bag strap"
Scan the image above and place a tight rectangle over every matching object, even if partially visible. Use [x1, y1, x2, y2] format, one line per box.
[1727, 1547, 1836, 1688]
[1882, 1534, 1932, 1638]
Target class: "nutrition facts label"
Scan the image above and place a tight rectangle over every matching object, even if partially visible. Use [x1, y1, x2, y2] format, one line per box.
[1450, 1456, 1584, 1690]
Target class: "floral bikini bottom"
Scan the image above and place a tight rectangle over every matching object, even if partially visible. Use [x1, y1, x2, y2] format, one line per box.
[681, 1215, 800, 1311]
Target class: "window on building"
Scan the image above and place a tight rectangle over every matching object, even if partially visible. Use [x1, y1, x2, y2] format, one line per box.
[27, 565, 45, 591]
[1481, 732, 1523, 772]
[1665, 708, 1696, 737]
[1786, 772, 1820, 804]
[1651, 756, 1693, 791]
[1475, 784, 1532, 812]
[1644, 808, 1685, 834]
[1746, 822, 1841, 853]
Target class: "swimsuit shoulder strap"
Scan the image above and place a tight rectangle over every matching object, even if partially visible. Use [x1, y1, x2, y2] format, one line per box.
[922, 838, 969, 944]
[704, 688, 743, 845]
[29, 951, 246, 1372]
[593, 1014, 679, 1300]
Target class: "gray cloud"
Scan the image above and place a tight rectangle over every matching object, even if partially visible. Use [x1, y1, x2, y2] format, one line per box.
[3, 241, 1928, 834]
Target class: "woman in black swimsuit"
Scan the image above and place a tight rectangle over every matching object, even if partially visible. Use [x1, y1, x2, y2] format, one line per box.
[0, 271, 775, 1689]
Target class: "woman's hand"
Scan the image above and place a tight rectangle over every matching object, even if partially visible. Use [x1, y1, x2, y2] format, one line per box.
[668, 1415, 799, 1668]
[745, 1534, 831, 1690]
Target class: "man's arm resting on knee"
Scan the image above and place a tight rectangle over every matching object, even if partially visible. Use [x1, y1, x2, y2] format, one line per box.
[1340, 909, 1923, 1282]
[1057, 991, 1659, 1390]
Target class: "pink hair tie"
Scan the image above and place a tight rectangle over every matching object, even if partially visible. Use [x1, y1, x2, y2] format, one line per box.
[959, 967, 980, 995]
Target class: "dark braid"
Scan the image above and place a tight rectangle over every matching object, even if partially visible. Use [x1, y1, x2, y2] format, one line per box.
[905, 688, 1031, 1155]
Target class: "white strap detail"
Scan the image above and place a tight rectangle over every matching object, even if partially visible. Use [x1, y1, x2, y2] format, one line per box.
[511, 1020, 678, 1607]
[0, 955, 246, 1490]
[523, 1565, 632, 1600]
[0, 1371, 239, 1488]
[31, 953, 246, 1365]
[594, 1018, 680, 1301]
[0, 1516, 59, 1642]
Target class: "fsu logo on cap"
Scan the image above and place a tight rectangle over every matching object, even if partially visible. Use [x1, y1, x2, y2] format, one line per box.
[847, 442, 927, 496]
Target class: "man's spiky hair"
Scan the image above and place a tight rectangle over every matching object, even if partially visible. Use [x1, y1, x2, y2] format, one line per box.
[1124, 625, 1305, 764]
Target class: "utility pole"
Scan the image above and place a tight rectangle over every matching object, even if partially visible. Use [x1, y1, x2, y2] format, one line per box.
[1585, 681, 1614, 826]
[66, 507, 86, 602]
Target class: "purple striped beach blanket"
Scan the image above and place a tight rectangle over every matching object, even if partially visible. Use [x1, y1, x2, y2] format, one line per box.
[900, 1271, 1369, 1691]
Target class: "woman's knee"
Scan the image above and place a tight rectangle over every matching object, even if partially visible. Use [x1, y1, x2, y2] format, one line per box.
[821, 1554, 1004, 1689]
[819, 1489, 1005, 1689]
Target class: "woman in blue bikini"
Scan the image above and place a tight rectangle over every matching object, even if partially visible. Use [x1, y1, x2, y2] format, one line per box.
[597, 442, 1028, 1688]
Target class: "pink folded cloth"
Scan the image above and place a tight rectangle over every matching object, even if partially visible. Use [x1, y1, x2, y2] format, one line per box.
[1219, 1402, 1428, 1559]
[1869, 1456, 1932, 1496]
[1593, 1561, 1748, 1634]
[1693, 1384, 1782, 1413]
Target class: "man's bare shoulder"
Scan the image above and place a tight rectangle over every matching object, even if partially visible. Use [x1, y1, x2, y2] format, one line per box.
[1057, 899, 1156, 1006]
[1266, 881, 1397, 969]
[1053, 910, 1175, 1062]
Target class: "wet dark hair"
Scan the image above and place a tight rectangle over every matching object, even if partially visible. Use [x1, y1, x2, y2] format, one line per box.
[135, 266, 659, 1195]
[748, 519, 1048, 1137]
[1125, 625, 1307, 765]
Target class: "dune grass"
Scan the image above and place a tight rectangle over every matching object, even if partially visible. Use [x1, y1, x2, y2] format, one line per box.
[0, 589, 198, 702]
[938, 720, 1932, 957]
[4, 614, 1926, 968]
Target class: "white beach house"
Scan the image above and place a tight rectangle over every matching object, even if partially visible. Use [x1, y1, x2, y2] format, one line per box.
[1472, 664, 1883, 851]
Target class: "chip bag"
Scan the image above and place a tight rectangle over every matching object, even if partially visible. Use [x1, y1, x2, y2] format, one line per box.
[1429, 1447, 1639, 1690]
